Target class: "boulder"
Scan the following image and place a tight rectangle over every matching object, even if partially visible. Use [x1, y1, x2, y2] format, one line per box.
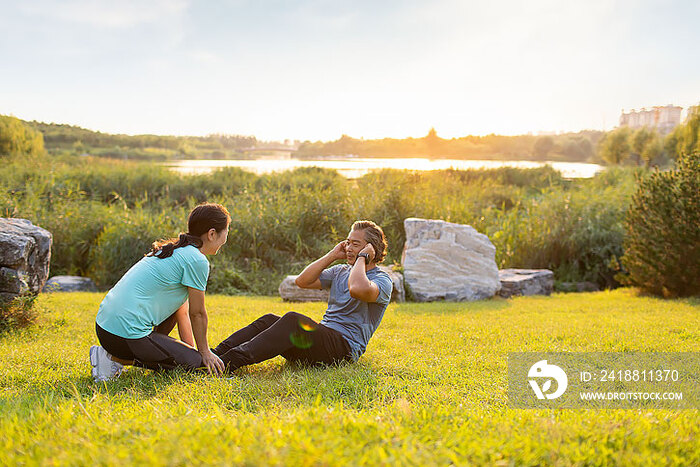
[498, 269, 554, 298]
[401, 218, 500, 301]
[0, 267, 30, 294]
[279, 265, 405, 303]
[43, 276, 97, 293]
[279, 275, 330, 302]
[378, 265, 405, 303]
[0, 218, 52, 301]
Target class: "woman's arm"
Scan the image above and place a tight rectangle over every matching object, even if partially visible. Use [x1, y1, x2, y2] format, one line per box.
[175, 300, 195, 347]
[153, 302, 195, 347]
[187, 287, 225, 375]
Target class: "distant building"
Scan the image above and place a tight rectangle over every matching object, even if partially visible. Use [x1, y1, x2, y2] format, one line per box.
[619, 105, 682, 135]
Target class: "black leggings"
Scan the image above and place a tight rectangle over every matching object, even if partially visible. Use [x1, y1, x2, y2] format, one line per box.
[96, 311, 352, 373]
[96, 323, 202, 371]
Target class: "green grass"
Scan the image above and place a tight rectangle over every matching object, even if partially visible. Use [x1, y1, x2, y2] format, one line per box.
[0, 289, 698, 466]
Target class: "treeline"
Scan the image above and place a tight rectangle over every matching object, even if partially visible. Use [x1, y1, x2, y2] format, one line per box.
[296, 128, 604, 162]
[26, 121, 257, 160]
[5, 108, 697, 167]
[5, 115, 605, 163]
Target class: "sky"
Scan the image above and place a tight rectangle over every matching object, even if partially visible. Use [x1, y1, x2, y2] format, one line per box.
[1, 0, 698, 142]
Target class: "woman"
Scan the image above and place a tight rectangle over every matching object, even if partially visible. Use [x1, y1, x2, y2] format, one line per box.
[90, 202, 230, 382]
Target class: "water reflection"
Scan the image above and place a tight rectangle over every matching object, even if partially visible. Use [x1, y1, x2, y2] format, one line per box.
[165, 157, 604, 179]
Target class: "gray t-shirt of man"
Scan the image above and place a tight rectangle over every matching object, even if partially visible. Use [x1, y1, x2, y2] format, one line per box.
[319, 264, 393, 361]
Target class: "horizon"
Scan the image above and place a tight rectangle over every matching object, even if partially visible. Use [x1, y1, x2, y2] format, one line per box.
[1, 1, 699, 141]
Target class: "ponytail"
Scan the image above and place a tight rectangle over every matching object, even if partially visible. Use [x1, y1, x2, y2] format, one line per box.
[147, 203, 231, 259]
[148, 233, 204, 259]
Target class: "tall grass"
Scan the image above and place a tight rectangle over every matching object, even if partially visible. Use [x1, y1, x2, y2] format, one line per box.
[1, 154, 639, 294]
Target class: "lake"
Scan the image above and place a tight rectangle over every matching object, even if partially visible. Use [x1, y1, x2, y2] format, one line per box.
[165, 157, 604, 179]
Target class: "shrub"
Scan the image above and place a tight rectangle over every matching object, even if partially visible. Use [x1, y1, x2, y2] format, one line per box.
[207, 261, 252, 295]
[34, 200, 117, 277]
[89, 208, 185, 286]
[488, 167, 638, 287]
[619, 152, 700, 297]
[0, 294, 38, 331]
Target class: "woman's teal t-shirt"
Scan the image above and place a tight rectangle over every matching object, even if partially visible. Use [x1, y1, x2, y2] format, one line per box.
[96, 245, 209, 339]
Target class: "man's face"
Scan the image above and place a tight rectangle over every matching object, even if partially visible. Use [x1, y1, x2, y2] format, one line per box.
[345, 229, 368, 265]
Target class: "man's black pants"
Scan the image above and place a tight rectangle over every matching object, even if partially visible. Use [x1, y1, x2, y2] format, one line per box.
[213, 312, 353, 371]
[96, 312, 352, 373]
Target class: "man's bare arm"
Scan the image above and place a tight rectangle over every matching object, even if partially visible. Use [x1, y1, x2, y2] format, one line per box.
[295, 241, 347, 289]
[348, 243, 380, 302]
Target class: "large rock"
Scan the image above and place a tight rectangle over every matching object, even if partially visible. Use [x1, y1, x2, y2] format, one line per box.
[278, 265, 405, 303]
[498, 269, 554, 298]
[402, 218, 501, 301]
[43, 276, 97, 293]
[0, 267, 30, 294]
[0, 218, 52, 301]
[279, 275, 330, 302]
[379, 265, 405, 303]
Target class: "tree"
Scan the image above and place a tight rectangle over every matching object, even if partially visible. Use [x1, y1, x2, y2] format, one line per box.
[0, 115, 45, 157]
[666, 104, 700, 160]
[641, 135, 663, 167]
[631, 127, 663, 167]
[533, 136, 554, 160]
[424, 127, 443, 158]
[598, 127, 632, 165]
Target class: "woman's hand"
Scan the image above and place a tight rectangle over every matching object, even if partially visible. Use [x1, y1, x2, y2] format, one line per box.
[329, 240, 348, 261]
[200, 349, 225, 376]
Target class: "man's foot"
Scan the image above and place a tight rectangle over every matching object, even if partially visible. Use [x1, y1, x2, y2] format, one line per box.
[89, 345, 123, 382]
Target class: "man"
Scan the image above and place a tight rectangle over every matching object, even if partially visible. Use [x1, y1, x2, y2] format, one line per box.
[213, 220, 393, 371]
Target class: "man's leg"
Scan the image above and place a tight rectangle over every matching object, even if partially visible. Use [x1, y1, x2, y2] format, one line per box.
[212, 313, 281, 356]
[218, 311, 349, 371]
[280, 322, 353, 366]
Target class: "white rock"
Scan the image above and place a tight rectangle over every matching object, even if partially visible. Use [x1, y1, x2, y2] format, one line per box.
[378, 265, 405, 302]
[43, 276, 97, 293]
[401, 218, 500, 301]
[279, 275, 330, 302]
[498, 269, 554, 298]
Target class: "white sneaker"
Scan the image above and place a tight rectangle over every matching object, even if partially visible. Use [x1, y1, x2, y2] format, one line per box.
[89, 345, 123, 382]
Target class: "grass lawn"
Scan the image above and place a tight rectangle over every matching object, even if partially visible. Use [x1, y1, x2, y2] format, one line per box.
[0, 289, 698, 466]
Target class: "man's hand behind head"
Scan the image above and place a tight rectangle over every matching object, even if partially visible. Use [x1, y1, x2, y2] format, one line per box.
[329, 240, 348, 261]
